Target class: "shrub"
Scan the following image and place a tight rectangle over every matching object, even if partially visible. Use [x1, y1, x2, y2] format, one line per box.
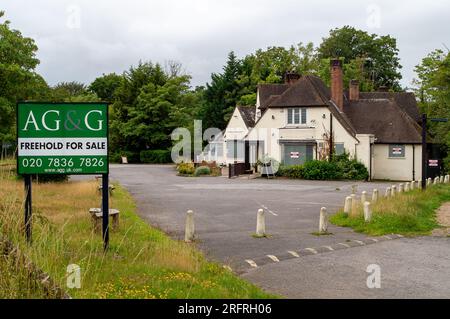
[140, 150, 172, 164]
[302, 160, 340, 180]
[276, 165, 304, 178]
[177, 162, 195, 175]
[194, 166, 211, 177]
[275, 153, 368, 181]
[332, 153, 369, 180]
[110, 151, 140, 163]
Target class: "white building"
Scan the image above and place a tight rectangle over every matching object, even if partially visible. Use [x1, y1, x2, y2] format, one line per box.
[202, 60, 423, 181]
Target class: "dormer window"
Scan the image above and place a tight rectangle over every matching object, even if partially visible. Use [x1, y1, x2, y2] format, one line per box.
[287, 108, 307, 125]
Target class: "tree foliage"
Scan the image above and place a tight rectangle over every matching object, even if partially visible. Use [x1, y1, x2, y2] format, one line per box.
[106, 62, 201, 158]
[318, 26, 402, 90]
[414, 49, 450, 171]
[0, 11, 49, 144]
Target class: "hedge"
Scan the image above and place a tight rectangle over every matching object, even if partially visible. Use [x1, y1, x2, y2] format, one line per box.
[277, 154, 368, 181]
[140, 150, 172, 164]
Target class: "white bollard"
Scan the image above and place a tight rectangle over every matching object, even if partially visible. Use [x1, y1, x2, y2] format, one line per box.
[427, 178, 432, 186]
[440, 176, 444, 184]
[418, 180, 422, 189]
[256, 209, 266, 237]
[405, 182, 410, 192]
[434, 177, 439, 185]
[319, 207, 328, 233]
[398, 183, 404, 193]
[361, 191, 367, 204]
[184, 210, 195, 242]
[351, 194, 358, 217]
[410, 181, 415, 190]
[344, 196, 352, 215]
[364, 201, 372, 222]
[372, 189, 379, 202]
[391, 185, 397, 197]
[445, 175, 450, 183]
[385, 187, 391, 198]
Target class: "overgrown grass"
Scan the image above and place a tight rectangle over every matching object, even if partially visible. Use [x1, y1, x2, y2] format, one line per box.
[0, 160, 275, 299]
[330, 184, 450, 236]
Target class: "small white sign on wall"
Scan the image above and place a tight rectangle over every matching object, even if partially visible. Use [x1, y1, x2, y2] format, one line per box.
[290, 152, 300, 159]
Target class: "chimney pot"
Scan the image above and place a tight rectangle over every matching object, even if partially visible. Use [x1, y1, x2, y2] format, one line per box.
[284, 71, 301, 85]
[349, 79, 360, 101]
[330, 59, 344, 110]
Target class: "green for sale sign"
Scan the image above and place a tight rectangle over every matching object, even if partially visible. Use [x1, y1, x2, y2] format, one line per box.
[17, 102, 108, 175]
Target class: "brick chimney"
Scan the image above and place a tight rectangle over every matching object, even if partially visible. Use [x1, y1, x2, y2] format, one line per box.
[330, 59, 343, 110]
[284, 71, 301, 85]
[349, 79, 360, 101]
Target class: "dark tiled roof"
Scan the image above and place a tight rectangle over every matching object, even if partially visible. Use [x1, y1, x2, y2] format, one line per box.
[258, 84, 289, 109]
[344, 99, 422, 144]
[255, 76, 422, 143]
[237, 105, 256, 128]
[269, 76, 329, 107]
[358, 92, 420, 122]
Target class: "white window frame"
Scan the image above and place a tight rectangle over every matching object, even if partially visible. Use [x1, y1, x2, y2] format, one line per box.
[287, 107, 307, 126]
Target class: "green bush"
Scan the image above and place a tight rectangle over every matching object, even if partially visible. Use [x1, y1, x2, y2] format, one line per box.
[276, 165, 304, 178]
[302, 160, 340, 180]
[277, 153, 368, 181]
[194, 166, 211, 177]
[110, 151, 140, 163]
[140, 150, 172, 164]
[177, 162, 195, 175]
[332, 153, 369, 180]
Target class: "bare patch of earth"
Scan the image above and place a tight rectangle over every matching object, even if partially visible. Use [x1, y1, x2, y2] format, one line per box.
[432, 202, 450, 237]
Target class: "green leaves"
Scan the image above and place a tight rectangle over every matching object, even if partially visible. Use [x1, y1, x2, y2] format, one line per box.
[414, 49, 450, 171]
[318, 26, 402, 90]
[0, 12, 46, 143]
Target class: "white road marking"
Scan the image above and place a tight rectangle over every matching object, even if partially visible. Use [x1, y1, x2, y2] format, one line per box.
[305, 248, 318, 254]
[288, 251, 300, 258]
[267, 255, 280, 262]
[254, 200, 279, 216]
[396, 234, 404, 238]
[338, 243, 350, 248]
[353, 240, 365, 246]
[384, 235, 392, 240]
[323, 246, 334, 251]
[370, 238, 379, 243]
[245, 259, 258, 268]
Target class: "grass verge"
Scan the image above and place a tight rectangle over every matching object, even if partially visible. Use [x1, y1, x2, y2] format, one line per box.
[0, 161, 275, 299]
[330, 184, 450, 236]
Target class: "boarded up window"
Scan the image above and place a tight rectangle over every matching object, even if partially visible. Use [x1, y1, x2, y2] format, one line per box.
[389, 144, 405, 158]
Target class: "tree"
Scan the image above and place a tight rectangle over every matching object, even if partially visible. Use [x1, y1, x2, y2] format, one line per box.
[89, 73, 124, 102]
[414, 49, 450, 171]
[201, 44, 319, 129]
[318, 26, 402, 90]
[201, 51, 243, 130]
[50, 81, 87, 100]
[0, 11, 47, 144]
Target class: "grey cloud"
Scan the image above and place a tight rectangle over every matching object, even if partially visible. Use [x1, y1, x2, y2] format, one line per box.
[3, 0, 449, 88]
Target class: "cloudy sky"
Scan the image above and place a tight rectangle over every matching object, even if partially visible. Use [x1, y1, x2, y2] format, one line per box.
[3, 0, 449, 89]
